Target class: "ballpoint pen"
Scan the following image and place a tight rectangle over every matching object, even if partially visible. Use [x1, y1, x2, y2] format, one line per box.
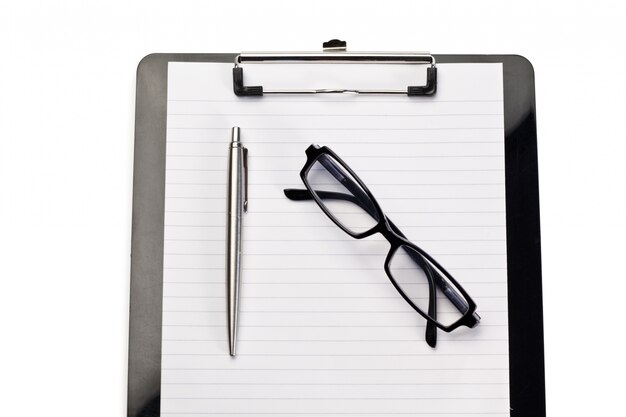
[226, 126, 247, 357]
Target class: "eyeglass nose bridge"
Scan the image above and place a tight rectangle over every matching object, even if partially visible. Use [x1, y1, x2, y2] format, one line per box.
[377, 215, 409, 244]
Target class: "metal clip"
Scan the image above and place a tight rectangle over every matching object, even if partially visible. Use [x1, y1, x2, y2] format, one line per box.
[232, 39, 437, 97]
[243, 147, 248, 212]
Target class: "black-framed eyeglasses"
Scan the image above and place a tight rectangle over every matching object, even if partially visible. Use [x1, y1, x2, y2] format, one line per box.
[284, 144, 480, 347]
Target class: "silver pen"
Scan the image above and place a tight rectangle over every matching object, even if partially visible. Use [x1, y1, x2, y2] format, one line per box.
[226, 126, 247, 356]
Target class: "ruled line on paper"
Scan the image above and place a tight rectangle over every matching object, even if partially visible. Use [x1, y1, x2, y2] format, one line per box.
[166, 154, 505, 158]
[168, 141, 504, 145]
[167, 98, 504, 103]
[160, 411, 512, 414]
[167, 126, 505, 132]
[162, 62, 509, 416]
[167, 113, 504, 117]
[166, 168, 507, 172]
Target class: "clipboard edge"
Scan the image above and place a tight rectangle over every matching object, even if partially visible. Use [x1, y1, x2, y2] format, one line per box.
[128, 53, 544, 417]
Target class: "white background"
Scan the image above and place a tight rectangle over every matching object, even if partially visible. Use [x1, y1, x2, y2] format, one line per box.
[0, 1, 624, 416]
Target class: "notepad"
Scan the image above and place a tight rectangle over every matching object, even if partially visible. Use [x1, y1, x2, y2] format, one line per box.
[161, 62, 509, 416]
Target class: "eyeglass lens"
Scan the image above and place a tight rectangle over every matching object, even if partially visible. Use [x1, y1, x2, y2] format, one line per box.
[388, 244, 469, 326]
[305, 154, 380, 235]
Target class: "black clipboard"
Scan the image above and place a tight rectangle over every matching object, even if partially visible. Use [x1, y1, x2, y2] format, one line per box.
[128, 49, 545, 417]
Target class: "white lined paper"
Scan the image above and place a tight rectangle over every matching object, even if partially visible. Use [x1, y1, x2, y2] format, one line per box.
[162, 62, 509, 417]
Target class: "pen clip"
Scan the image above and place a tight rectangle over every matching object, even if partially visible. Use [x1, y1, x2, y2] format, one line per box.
[243, 147, 248, 212]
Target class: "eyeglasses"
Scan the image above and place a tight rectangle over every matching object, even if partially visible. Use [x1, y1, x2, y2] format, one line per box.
[284, 144, 480, 347]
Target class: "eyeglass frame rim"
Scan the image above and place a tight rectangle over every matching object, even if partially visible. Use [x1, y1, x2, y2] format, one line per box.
[299, 144, 478, 332]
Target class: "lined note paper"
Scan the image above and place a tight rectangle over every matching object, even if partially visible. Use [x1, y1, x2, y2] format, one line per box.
[162, 62, 509, 417]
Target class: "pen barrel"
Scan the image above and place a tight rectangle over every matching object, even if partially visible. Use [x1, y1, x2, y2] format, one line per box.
[226, 139, 245, 356]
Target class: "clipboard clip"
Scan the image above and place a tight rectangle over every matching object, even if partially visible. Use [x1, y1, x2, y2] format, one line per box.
[233, 39, 437, 97]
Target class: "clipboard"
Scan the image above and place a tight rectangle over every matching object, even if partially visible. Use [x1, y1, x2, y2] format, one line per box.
[128, 43, 545, 417]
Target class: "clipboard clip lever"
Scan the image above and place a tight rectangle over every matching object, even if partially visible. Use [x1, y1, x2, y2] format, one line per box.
[233, 39, 437, 97]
